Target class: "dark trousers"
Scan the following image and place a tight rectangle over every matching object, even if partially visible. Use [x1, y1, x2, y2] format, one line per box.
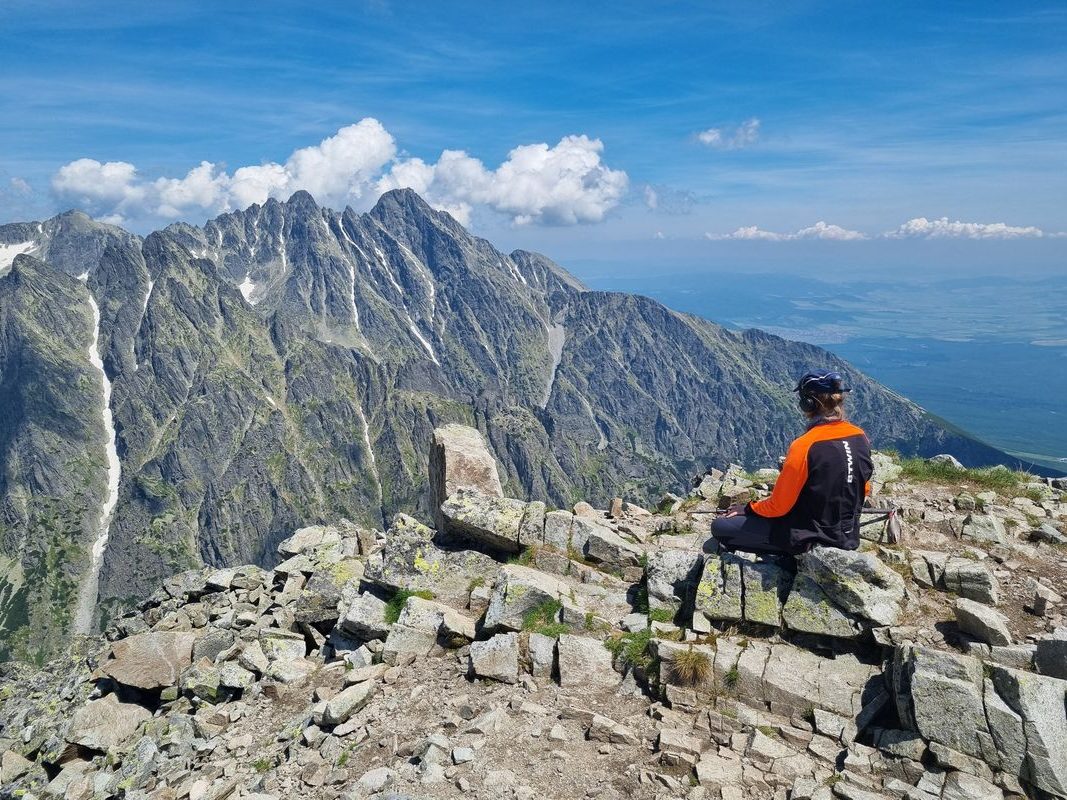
[709, 511, 798, 556]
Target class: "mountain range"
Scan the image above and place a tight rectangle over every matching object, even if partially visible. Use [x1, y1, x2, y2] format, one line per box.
[0, 188, 1031, 661]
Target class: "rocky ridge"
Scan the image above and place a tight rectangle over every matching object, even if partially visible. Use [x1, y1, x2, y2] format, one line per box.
[0, 189, 1040, 659]
[1, 425, 1065, 800]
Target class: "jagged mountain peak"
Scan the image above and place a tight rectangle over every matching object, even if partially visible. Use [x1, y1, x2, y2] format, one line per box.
[0, 188, 1046, 663]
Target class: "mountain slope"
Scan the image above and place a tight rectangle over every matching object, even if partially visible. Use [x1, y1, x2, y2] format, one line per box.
[0, 189, 1040, 659]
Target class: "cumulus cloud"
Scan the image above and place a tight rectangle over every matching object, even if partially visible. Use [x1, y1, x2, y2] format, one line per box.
[51, 119, 396, 225]
[793, 221, 868, 241]
[697, 118, 761, 150]
[376, 135, 628, 226]
[705, 217, 1063, 242]
[50, 119, 627, 228]
[884, 216, 1049, 239]
[705, 221, 866, 241]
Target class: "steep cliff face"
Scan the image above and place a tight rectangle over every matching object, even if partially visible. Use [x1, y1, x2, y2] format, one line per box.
[0, 189, 1034, 656]
[0, 257, 107, 660]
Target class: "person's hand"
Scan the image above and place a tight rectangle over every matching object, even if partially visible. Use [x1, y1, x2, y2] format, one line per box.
[722, 503, 747, 518]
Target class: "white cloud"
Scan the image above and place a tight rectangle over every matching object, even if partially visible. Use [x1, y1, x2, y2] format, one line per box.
[706, 225, 784, 241]
[50, 119, 627, 228]
[696, 118, 761, 150]
[884, 216, 1048, 239]
[643, 186, 658, 210]
[377, 134, 628, 226]
[9, 177, 32, 195]
[52, 159, 147, 222]
[793, 221, 867, 241]
[705, 220, 865, 241]
[705, 216, 1063, 242]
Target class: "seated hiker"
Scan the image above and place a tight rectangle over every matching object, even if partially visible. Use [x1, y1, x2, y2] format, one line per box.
[710, 371, 873, 556]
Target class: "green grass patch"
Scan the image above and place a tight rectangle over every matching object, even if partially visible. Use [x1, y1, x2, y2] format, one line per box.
[384, 589, 435, 624]
[899, 458, 1028, 492]
[604, 628, 653, 670]
[521, 598, 569, 637]
[648, 606, 676, 624]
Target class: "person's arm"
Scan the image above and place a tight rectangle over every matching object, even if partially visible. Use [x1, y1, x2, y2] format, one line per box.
[749, 438, 809, 518]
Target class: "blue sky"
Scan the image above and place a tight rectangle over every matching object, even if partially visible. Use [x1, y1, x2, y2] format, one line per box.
[2, 1, 1065, 274]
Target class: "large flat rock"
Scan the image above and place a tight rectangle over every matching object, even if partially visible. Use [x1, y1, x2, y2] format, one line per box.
[96, 631, 198, 691]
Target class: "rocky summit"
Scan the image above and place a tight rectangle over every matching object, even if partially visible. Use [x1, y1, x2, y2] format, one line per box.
[0, 189, 1043, 662]
[2, 425, 1065, 800]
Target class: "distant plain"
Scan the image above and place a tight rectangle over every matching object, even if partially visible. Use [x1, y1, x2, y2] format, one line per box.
[576, 270, 1067, 473]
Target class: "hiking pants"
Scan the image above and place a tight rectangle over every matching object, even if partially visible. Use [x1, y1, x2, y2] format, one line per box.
[708, 510, 798, 556]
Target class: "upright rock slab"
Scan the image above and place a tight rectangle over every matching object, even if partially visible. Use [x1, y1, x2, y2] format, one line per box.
[429, 424, 503, 530]
[989, 667, 1067, 797]
[694, 553, 743, 623]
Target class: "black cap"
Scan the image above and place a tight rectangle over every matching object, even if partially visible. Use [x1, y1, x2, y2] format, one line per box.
[794, 371, 851, 395]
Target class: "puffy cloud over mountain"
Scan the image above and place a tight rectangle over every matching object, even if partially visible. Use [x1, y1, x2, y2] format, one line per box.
[50, 119, 627, 228]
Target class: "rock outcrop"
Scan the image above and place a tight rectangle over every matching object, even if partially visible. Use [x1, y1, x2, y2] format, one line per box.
[1, 433, 1065, 800]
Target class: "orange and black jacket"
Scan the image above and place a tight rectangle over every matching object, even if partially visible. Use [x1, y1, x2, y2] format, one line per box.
[748, 419, 873, 551]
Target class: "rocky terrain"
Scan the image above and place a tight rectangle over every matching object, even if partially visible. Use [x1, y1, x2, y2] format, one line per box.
[1, 424, 1064, 800]
[0, 189, 1043, 660]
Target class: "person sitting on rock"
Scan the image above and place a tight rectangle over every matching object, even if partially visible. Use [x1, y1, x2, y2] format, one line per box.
[710, 371, 873, 556]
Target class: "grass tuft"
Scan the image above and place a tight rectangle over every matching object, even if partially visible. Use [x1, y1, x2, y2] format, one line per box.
[604, 628, 653, 670]
[668, 646, 712, 686]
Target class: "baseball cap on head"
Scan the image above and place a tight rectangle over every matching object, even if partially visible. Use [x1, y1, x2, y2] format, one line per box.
[794, 371, 851, 395]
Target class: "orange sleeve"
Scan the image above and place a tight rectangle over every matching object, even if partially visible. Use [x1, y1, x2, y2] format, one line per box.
[864, 481, 871, 497]
[750, 437, 810, 518]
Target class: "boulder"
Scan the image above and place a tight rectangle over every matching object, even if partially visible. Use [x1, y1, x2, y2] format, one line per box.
[0, 750, 33, 784]
[1034, 629, 1067, 679]
[259, 629, 307, 662]
[955, 598, 1012, 646]
[942, 557, 1000, 606]
[97, 631, 198, 691]
[277, 525, 342, 557]
[439, 490, 528, 552]
[528, 632, 556, 679]
[645, 549, 702, 611]
[318, 681, 376, 726]
[483, 564, 578, 632]
[961, 513, 1007, 545]
[989, 666, 1067, 797]
[68, 694, 151, 751]
[429, 424, 503, 530]
[782, 574, 863, 638]
[796, 547, 905, 626]
[396, 595, 476, 643]
[694, 553, 743, 623]
[941, 772, 1002, 800]
[518, 501, 546, 548]
[362, 513, 498, 602]
[340, 591, 390, 640]
[740, 558, 791, 627]
[890, 645, 990, 761]
[928, 454, 965, 470]
[557, 634, 618, 688]
[580, 523, 643, 568]
[468, 633, 520, 684]
[382, 625, 437, 664]
[869, 452, 902, 494]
